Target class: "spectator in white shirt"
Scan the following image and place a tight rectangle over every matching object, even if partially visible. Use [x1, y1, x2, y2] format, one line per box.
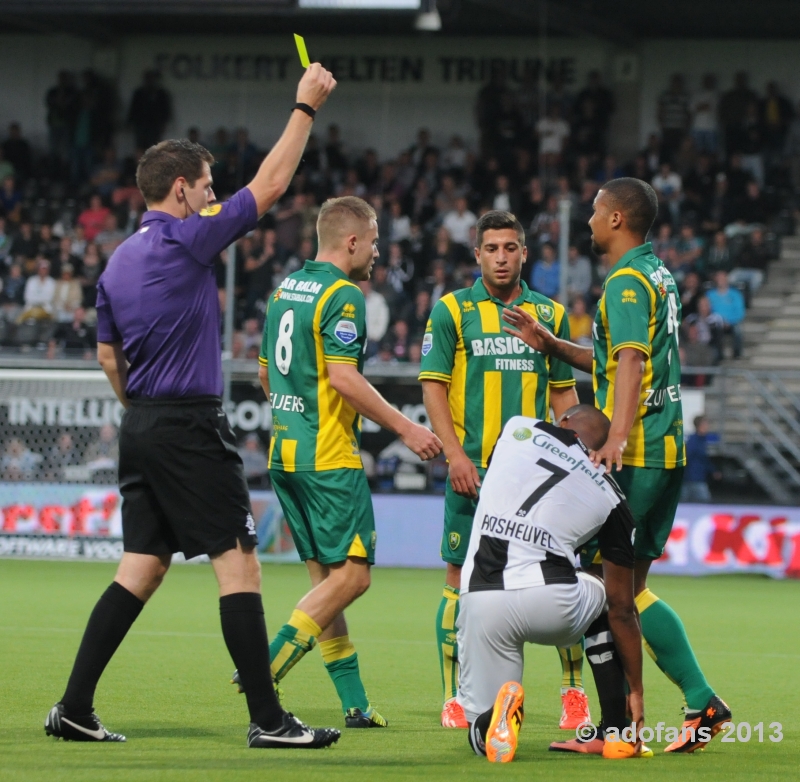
[443, 196, 477, 247]
[18, 259, 56, 322]
[52, 263, 83, 323]
[651, 162, 683, 225]
[536, 104, 570, 164]
[358, 278, 390, 358]
[389, 199, 411, 244]
[692, 74, 719, 154]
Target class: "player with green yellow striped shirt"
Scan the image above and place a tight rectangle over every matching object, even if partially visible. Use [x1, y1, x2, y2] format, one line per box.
[420, 211, 591, 731]
[255, 196, 442, 728]
[504, 179, 730, 755]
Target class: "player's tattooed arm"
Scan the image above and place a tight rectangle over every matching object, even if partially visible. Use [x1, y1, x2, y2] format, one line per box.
[422, 380, 481, 499]
[501, 305, 593, 373]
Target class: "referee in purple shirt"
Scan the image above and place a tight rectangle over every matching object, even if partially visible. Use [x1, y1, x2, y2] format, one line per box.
[45, 64, 341, 750]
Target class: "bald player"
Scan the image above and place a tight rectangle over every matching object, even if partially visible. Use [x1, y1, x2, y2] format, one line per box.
[502, 177, 731, 754]
[255, 196, 442, 727]
[458, 405, 647, 762]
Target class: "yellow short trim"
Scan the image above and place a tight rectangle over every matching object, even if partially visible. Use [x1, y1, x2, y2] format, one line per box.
[319, 635, 356, 664]
[280, 439, 297, 472]
[258, 356, 268, 366]
[548, 379, 578, 388]
[635, 588, 660, 614]
[289, 608, 322, 639]
[347, 533, 368, 558]
[418, 371, 452, 383]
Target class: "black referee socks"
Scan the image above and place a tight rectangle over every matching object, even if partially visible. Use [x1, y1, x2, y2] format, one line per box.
[61, 581, 144, 716]
[219, 592, 283, 731]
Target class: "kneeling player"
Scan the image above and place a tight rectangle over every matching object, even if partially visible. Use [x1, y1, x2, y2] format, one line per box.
[458, 405, 648, 762]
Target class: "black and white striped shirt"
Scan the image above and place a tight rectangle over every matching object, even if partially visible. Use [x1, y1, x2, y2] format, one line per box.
[461, 416, 636, 594]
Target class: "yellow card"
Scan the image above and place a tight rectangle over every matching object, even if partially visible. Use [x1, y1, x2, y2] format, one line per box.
[294, 34, 310, 68]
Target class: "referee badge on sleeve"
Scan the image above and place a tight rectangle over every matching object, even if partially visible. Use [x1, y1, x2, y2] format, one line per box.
[448, 532, 461, 551]
[199, 204, 223, 217]
[422, 333, 433, 356]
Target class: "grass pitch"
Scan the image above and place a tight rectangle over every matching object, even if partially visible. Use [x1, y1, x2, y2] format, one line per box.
[1, 560, 798, 781]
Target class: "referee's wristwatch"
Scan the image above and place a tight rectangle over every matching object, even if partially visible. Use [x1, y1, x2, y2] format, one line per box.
[293, 103, 316, 120]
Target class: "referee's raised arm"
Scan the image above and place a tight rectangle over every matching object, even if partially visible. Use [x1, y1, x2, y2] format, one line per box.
[246, 63, 336, 216]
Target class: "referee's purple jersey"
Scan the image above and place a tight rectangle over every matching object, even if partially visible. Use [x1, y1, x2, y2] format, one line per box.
[95, 187, 258, 399]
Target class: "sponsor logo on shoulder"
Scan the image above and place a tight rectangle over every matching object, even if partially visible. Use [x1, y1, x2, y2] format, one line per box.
[536, 303, 554, 321]
[199, 203, 223, 217]
[334, 320, 358, 345]
[421, 333, 433, 356]
[341, 303, 357, 318]
[622, 288, 638, 303]
[462, 300, 475, 312]
[513, 427, 532, 441]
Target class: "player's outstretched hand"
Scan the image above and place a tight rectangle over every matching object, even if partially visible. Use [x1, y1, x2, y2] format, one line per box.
[297, 63, 337, 111]
[448, 452, 481, 499]
[501, 306, 557, 354]
[400, 422, 443, 462]
[589, 433, 627, 473]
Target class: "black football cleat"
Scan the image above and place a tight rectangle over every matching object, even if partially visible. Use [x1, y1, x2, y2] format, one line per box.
[665, 695, 732, 753]
[344, 706, 388, 728]
[44, 702, 126, 742]
[247, 712, 340, 749]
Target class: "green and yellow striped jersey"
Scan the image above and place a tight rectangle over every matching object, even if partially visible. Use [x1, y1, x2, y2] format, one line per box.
[593, 242, 686, 469]
[418, 278, 575, 468]
[259, 260, 365, 473]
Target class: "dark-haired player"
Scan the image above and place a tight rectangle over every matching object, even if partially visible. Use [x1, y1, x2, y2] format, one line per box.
[503, 178, 731, 754]
[419, 210, 590, 729]
[45, 64, 342, 749]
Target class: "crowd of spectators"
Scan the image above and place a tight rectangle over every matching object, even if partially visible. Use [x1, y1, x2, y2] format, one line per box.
[1, 424, 119, 483]
[0, 67, 796, 367]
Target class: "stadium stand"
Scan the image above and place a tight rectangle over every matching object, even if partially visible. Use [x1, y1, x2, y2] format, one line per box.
[1, 65, 799, 501]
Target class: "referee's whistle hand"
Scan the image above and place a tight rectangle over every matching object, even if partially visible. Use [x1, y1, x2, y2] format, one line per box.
[297, 63, 337, 111]
[400, 422, 442, 462]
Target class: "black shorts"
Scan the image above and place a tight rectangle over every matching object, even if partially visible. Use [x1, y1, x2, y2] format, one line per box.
[119, 396, 258, 560]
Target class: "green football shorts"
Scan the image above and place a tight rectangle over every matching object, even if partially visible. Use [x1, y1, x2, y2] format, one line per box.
[269, 467, 376, 565]
[580, 464, 685, 566]
[442, 466, 487, 566]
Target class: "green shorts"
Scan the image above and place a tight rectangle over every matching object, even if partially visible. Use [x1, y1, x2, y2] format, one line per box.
[442, 466, 487, 566]
[269, 467, 376, 565]
[580, 465, 684, 566]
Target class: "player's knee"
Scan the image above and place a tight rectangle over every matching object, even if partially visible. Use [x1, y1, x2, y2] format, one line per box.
[349, 564, 371, 599]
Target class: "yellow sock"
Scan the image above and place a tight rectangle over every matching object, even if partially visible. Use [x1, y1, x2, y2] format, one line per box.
[319, 635, 356, 664]
[269, 609, 322, 681]
[558, 642, 585, 693]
